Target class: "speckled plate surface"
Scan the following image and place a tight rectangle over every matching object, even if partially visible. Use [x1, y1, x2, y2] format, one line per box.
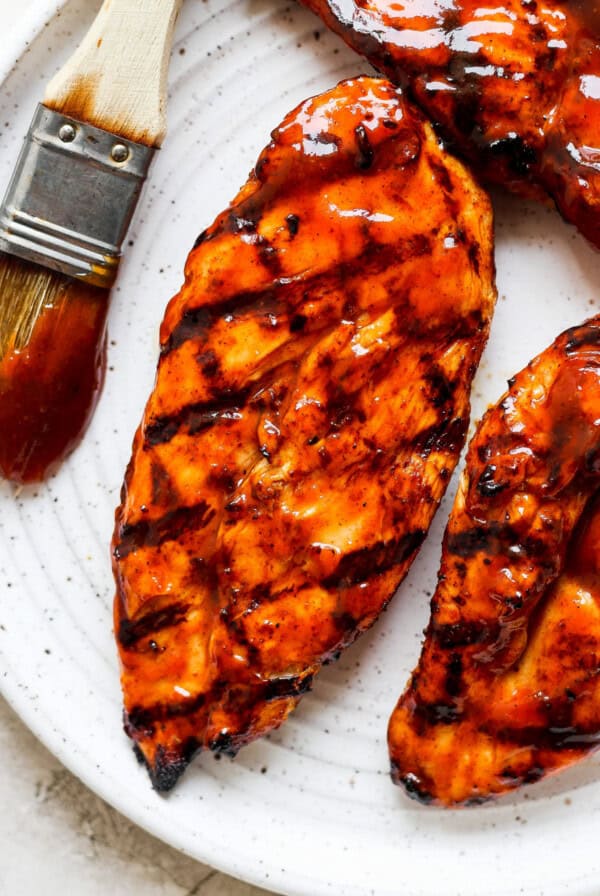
[2, 2, 600, 895]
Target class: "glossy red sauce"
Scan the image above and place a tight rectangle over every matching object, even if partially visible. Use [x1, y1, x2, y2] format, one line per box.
[569, 0, 600, 35]
[300, 0, 600, 247]
[0, 274, 108, 483]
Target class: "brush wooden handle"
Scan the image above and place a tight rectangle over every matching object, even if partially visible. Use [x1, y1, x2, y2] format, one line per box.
[44, 0, 182, 147]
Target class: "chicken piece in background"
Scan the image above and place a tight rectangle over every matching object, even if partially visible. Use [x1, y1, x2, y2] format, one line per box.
[299, 0, 600, 249]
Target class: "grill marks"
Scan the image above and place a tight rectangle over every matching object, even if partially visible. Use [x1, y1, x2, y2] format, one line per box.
[144, 388, 251, 447]
[113, 76, 496, 790]
[115, 500, 215, 560]
[445, 520, 520, 559]
[144, 348, 474, 452]
[126, 693, 207, 733]
[161, 233, 433, 359]
[125, 673, 315, 747]
[145, 229, 480, 450]
[119, 600, 191, 648]
[564, 321, 600, 354]
[117, 529, 430, 652]
[323, 530, 426, 589]
[389, 314, 600, 806]
[162, 291, 278, 355]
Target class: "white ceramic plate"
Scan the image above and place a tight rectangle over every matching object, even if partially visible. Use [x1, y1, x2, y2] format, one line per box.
[2, 2, 600, 894]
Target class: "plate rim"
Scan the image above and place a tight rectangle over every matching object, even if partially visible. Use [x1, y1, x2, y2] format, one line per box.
[3, 5, 600, 896]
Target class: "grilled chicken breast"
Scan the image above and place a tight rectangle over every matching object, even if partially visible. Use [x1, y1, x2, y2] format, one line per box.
[389, 315, 600, 806]
[113, 76, 495, 790]
[299, 0, 600, 249]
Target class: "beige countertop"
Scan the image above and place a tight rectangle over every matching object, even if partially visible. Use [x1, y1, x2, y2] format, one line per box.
[0, 699, 270, 896]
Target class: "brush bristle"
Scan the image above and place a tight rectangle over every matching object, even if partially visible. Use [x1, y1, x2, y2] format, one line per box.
[0, 254, 69, 357]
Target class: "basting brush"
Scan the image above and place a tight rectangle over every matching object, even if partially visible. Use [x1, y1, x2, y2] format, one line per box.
[0, 0, 182, 484]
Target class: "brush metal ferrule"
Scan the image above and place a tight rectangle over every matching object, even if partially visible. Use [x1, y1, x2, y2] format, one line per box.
[0, 105, 156, 288]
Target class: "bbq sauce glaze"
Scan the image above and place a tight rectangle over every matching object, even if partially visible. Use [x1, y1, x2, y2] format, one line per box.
[389, 317, 600, 805]
[0, 264, 108, 484]
[112, 76, 497, 790]
[300, 0, 600, 247]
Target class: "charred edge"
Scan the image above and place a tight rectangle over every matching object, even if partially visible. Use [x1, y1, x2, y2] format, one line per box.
[415, 417, 467, 458]
[119, 601, 190, 648]
[114, 500, 216, 559]
[323, 530, 426, 590]
[262, 673, 314, 702]
[444, 308, 485, 343]
[143, 416, 180, 447]
[500, 765, 546, 790]
[208, 729, 238, 757]
[163, 305, 211, 355]
[150, 740, 200, 792]
[396, 770, 435, 804]
[133, 743, 147, 766]
[124, 705, 153, 740]
[564, 323, 600, 353]
[400, 307, 483, 351]
[163, 236, 433, 356]
[523, 765, 546, 784]
[354, 124, 374, 169]
[144, 388, 251, 447]
[463, 794, 492, 807]
[193, 229, 210, 249]
[487, 135, 537, 177]
[333, 609, 359, 634]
